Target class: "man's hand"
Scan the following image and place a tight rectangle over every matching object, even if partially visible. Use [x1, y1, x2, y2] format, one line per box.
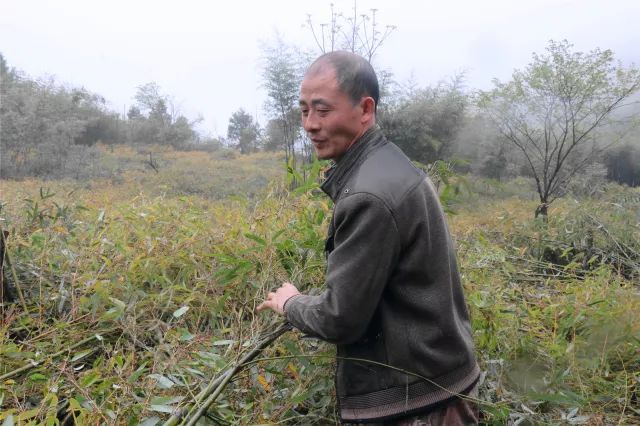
[256, 282, 300, 316]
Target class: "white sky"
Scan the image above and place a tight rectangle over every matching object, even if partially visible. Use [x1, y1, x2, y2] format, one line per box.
[1, 0, 638, 137]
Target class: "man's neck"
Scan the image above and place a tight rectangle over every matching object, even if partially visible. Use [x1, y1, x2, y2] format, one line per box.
[334, 124, 377, 164]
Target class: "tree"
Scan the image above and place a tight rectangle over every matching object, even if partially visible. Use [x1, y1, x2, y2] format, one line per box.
[263, 118, 287, 152]
[479, 40, 640, 217]
[306, 0, 395, 62]
[128, 82, 198, 147]
[227, 108, 260, 154]
[261, 36, 305, 168]
[127, 105, 142, 120]
[134, 82, 165, 114]
[380, 73, 468, 165]
[305, 1, 396, 104]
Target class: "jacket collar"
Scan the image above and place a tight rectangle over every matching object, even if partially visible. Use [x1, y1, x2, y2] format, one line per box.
[321, 125, 387, 201]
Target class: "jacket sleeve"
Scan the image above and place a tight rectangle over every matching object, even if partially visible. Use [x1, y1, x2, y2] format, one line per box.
[284, 192, 400, 344]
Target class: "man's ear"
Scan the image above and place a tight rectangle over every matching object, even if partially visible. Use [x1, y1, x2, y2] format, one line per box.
[360, 97, 376, 124]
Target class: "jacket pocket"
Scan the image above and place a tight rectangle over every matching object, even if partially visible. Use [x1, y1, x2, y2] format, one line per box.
[338, 331, 389, 396]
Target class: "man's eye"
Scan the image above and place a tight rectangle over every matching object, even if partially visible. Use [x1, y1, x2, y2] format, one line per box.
[317, 109, 330, 115]
[301, 110, 309, 116]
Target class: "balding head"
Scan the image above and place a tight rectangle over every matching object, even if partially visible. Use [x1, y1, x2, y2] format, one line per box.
[306, 51, 379, 114]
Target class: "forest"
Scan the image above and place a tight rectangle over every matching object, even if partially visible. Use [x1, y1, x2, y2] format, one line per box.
[1, 4, 640, 425]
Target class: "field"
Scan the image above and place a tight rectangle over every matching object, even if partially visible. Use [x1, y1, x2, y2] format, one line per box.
[1, 146, 639, 425]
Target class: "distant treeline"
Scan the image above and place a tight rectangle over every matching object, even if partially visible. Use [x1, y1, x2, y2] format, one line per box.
[0, 54, 219, 179]
[1, 51, 638, 187]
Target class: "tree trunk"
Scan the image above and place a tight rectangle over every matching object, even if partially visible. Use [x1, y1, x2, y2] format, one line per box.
[535, 203, 548, 220]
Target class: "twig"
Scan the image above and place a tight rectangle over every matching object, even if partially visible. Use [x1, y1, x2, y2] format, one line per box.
[163, 321, 292, 426]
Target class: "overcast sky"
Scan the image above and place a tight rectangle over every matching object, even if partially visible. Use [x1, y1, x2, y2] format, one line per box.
[2, 0, 638, 137]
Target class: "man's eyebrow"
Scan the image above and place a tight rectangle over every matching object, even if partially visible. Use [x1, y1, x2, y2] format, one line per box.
[311, 99, 331, 107]
[299, 99, 331, 107]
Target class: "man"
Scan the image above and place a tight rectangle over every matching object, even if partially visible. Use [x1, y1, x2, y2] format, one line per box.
[257, 51, 480, 425]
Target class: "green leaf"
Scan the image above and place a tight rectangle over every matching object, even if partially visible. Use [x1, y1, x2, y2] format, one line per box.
[101, 307, 123, 321]
[128, 363, 147, 383]
[147, 374, 174, 389]
[15, 409, 39, 421]
[172, 306, 189, 318]
[71, 349, 93, 362]
[29, 373, 47, 382]
[150, 396, 184, 405]
[184, 367, 205, 377]
[212, 339, 235, 346]
[149, 405, 175, 414]
[138, 417, 161, 426]
[80, 371, 100, 387]
[108, 297, 126, 310]
[178, 327, 194, 342]
[244, 232, 266, 246]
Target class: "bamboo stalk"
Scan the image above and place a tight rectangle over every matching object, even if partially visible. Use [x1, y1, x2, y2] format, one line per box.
[1, 230, 29, 313]
[0, 331, 114, 381]
[163, 322, 291, 426]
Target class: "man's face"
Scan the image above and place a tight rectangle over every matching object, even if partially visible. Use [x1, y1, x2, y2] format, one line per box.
[299, 68, 367, 161]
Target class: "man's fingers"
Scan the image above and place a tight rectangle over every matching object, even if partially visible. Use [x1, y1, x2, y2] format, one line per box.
[258, 283, 300, 315]
[256, 301, 271, 312]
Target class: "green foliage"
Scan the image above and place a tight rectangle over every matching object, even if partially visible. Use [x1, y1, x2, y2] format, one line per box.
[1, 153, 639, 424]
[479, 40, 640, 215]
[453, 190, 639, 424]
[380, 73, 468, 165]
[261, 36, 307, 170]
[413, 159, 469, 214]
[0, 57, 203, 180]
[227, 108, 260, 154]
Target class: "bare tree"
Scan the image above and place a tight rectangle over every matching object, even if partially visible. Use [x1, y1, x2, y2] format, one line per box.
[306, 0, 395, 62]
[479, 40, 640, 218]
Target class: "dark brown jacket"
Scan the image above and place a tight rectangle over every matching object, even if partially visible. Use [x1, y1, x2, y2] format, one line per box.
[284, 126, 479, 423]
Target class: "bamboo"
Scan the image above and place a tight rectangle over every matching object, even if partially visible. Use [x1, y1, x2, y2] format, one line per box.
[163, 322, 292, 426]
[1, 229, 29, 313]
[0, 331, 114, 381]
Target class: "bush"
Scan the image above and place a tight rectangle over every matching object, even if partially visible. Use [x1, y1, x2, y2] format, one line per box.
[605, 143, 640, 187]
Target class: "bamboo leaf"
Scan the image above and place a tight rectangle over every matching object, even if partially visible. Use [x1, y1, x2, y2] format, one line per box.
[172, 306, 189, 318]
[147, 374, 174, 389]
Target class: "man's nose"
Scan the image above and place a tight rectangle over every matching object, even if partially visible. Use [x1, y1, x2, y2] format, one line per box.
[303, 111, 320, 132]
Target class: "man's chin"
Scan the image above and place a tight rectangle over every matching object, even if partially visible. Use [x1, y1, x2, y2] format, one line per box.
[314, 148, 332, 161]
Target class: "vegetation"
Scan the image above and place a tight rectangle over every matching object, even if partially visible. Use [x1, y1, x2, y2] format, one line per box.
[1, 6, 639, 423]
[1, 150, 639, 424]
[226, 109, 260, 155]
[0, 55, 215, 180]
[479, 40, 640, 217]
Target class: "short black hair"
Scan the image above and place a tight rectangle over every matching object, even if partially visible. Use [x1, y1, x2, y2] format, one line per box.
[308, 51, 379, 112]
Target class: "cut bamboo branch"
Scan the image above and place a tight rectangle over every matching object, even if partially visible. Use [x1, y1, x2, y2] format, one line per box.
[163, 321, 292, 426]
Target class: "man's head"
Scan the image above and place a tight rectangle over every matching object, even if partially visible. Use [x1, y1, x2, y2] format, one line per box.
[299, 51, 379, 161]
